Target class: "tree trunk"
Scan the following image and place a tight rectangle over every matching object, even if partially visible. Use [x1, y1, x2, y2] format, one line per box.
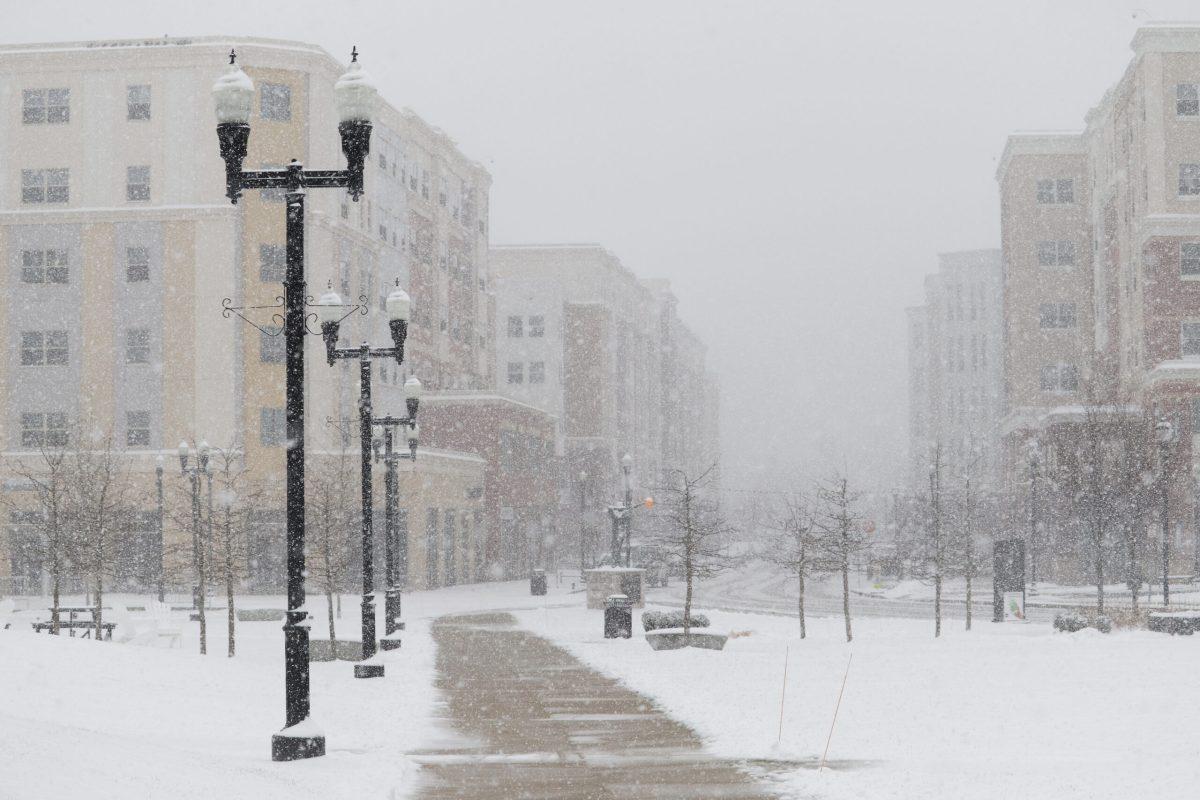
[934, 571, 942, 638]
[965, 569, 972, 631]
[226, 559, 236, 658]
[94, 574, 103, 642]
[326, 587, 336, 643]
[51, 571, 61, 635]
[1128, 527, 1139, 615]
[841, 561, 851, 642]
[797, 570, 806, 639]
[1094, 528, 1105, 614]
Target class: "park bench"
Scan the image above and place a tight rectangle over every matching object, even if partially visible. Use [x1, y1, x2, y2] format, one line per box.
[32, 619, 116, 640]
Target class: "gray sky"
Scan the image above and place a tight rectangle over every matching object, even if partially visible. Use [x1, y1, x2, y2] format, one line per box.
[9, 0, 1200, 493]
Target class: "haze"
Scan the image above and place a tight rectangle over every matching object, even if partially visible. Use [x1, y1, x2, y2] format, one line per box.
[8, 0, 1195, 493]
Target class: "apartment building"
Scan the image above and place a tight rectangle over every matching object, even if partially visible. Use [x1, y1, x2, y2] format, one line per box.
[490, 245, 720, 556]
[0, 36, 493, 591]
[906, 250, 1004, 487]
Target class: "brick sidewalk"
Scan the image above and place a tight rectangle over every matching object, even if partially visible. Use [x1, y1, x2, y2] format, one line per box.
[411, 612, 779, 799]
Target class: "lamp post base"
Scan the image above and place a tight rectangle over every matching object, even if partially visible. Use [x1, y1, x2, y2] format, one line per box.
[271, 732, 325, 762]
[380, 637, 402, 651]
[354, 662, 385, 679]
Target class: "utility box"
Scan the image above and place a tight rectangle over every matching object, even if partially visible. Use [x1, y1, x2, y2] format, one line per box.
[604, 594, 633, 638]
[993, 538, 1026, 622]
[530, 569, 547, 596]
[584, 567, 645, 609]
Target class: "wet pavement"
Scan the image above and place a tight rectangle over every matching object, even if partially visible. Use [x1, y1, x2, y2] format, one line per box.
[412, 612, 781, 799]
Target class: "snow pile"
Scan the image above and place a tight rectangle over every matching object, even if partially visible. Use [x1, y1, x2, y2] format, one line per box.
[515, 603, 1200, 800]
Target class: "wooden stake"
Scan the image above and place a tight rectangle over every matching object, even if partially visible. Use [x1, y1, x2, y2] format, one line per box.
[819, 653, 853, 770]
[776, 645, 789, 746]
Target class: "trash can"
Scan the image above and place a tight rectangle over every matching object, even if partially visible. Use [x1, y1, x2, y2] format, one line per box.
[604, 594, 633, 639]
[530, 569, 547, 596]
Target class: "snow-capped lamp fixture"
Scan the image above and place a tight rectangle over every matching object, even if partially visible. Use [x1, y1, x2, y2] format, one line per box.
[316, 285, 346, 365]
[178, 439, 210, 474]
[404, 375, 422, 419]
[621, 452, 633, 472]
[385, 280, 411, 361]
[334, 46, 378, 201]
[212, 49, 254, 202]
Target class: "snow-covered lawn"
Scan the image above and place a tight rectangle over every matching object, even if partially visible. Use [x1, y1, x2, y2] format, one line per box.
[514, 602, 1200, 800]
[0, 576, 579, 800]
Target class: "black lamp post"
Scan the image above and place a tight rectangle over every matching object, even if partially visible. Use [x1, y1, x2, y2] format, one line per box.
[179, 440, 211, 654]
[621, 454, 634, 567]
[1156, 417, 1175, 607]
[372, 400, 420, 650]
[317, 282, 415, 678]
[213, 46, 377, 762]
[578, 470, 588, 575]
[155, 455, 165, 603]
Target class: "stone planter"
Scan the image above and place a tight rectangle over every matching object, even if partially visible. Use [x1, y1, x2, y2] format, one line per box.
[309, 638, 364, 662]
[236, 608, 285, 622]
[645, 628, 728, 651]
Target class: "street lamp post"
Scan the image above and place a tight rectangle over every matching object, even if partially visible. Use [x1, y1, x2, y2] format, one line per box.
[370, 380, 421, 651]
[1156, 417, 1175, 607]
[1192, 463, 1200, 577]
[155, 455, 165, 603]
[621, 454, 634, 567]
[578, 471, 588, 575]
[179, 440, 211, 654]
[213, 46, 377, 761]
[317, 283, 414, 678]
[1027, 440, 1039, 589]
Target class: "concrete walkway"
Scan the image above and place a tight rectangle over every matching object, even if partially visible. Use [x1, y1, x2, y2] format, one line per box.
[411, 612, 780, 799]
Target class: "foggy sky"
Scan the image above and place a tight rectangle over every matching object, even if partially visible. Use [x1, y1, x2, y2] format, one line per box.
[7, 0, 1198, 497]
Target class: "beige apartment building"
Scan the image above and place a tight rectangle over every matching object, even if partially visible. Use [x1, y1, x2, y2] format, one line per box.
[993, 24, 1200, 575]
[0, 36, 493, 592]
[906, 250, 1004, 489]
[489, 245, 720, 558]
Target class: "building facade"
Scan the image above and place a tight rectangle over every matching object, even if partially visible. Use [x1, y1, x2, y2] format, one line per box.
[0, 35, 493, 591]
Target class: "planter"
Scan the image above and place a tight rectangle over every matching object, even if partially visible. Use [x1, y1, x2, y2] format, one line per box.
[645, 628, 728, 651]
[1148, 612, 1200, 635]
[308, 638, 364, 662]
[236, 608, 285, 622]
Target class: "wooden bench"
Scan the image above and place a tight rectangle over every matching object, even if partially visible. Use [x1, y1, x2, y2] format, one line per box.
[32, 620, 116, 640]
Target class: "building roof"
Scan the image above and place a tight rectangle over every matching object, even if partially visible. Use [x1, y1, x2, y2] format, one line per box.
[995, 132, 1086, 183]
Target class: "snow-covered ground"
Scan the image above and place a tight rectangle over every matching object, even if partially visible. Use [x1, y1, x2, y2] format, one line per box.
[514, 599, 1200, 800]
[0, 576, 580, 800]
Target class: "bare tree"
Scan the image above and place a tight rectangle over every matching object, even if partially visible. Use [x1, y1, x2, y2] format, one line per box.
[3, 442, 75, 633]
[209, 442, 260, 657]
[761, 492, 819, 638]
[66, 431, 133, 641]
[915, 445, 948, 637]
[655, 463, 732, 635]
[306, 443, 357, 643]
[813, 474, 866, 642]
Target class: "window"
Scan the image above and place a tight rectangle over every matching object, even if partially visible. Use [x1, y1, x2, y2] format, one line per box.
[126, 166, 150, 201]
[1037, 240, 1075, 267]
[260, 407, 286, 447]
[1183, 323, 1200, 358]
[260, 327, 285, 364]
[529, 361, 545, 383]
[259, 163, 286, 202]
[125, 328, 151, 364]
[20, 331, 68, 366]
[1181, 164, 1200, 196]
[22, 169, 69, 204]
[126, 247, 150, 282]
[22, 88, 69, 124]
[1036, 177, 1074, 204]
[528, 316, 545, 337]
[260, 83, 291, 121]
[1179, 83, 1200, 117]
[1039, 364, 1079, 393]
[21, 412, 68, 448]
[1039, 303, 1077, 329]
[126, 411, 151, 447]
[506, 362, 523, 384]
[1184, 243, 1200, 276]
[507, 316, 523, 337]
[127, 84, 151, 120]
[21, 249, 69, 284]
[259, 244, 286, 282]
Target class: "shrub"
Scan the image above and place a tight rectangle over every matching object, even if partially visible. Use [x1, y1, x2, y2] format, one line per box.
[641, 610, 710, 631]
[1053, 610, 1111, 634]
